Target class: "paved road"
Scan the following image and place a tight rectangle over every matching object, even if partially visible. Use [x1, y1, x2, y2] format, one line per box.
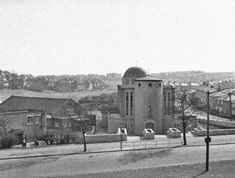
[1, 134, 235, 160]
[0, 144, 235, 178]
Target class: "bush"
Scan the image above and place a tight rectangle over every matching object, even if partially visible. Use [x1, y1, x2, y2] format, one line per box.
[34, 132, 54, 145]
[0, 135, 15, 149]
[69, 133, 78, 143]
[33, 131, 80, 145]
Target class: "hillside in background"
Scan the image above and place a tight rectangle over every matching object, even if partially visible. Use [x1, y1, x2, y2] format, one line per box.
[152, 71, 235, 83]
[0, 69, 122, 92]
[1, 69, 235, 101]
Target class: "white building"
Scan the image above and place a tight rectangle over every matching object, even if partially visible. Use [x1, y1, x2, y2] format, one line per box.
[106, 67, 175, 135]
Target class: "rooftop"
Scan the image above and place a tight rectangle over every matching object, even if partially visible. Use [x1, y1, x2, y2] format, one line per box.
[135, 75, 162, 82]
[0, 95, 77, 117]
[101, 106, 119, 114]
[123, 67, 147, 78]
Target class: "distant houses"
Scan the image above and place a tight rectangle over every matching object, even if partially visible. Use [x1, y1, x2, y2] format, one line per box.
[0, 70, 110, 92]
[191, 87, 235, 120]
[209, 90, 235, 119]
[164, 81, 235, 120]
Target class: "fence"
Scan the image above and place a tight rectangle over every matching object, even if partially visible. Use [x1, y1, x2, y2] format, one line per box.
[117, 134, 235, 152]
[2, 134, 235, 160]
[120, 137, 183, 151]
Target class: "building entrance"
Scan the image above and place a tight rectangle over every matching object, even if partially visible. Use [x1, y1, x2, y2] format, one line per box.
[146, 122, 154, 130]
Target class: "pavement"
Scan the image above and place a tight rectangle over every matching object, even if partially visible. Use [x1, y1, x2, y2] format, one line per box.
[0, 133, 235, 160]
[1, 144, 235, 178]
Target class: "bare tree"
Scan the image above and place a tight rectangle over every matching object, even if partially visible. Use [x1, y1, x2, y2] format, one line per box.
[175, 88, 199, 145]
[64, 101, 89, 152]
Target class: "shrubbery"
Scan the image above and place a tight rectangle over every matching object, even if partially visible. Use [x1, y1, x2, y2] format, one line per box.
[0, 135, 16, 149]
[33, 132, 78, 145]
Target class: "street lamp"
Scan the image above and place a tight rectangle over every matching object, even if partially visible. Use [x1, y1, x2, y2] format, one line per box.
[195, 88, 230, 172]
[205, 91, 211, 171]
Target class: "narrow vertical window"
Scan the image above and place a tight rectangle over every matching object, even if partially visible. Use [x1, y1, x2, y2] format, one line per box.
[130, 92, 133, 116]
[164, 92, 167, 114]
[132, 79, 135, 85]
[126, 92, 129, 116]
[168, 92, 171, 115]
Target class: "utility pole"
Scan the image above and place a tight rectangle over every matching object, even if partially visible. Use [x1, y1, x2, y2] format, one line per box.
[196, 88, 230, 172]
[229, 92, 232, 121]
[205, 91, 211, 172]
[82, 120, 87, 152]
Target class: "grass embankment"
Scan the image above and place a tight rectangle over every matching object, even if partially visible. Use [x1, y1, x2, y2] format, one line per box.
[43, 159, 235, 178]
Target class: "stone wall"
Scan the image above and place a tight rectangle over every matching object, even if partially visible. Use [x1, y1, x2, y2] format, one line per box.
[108, 116, 134, 134]
[198, 119, 235, 128]
[193, 128, 235, 136]
[78, 133, 127, 144]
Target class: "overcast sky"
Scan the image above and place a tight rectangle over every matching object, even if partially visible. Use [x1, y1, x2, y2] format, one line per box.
[0, 0, 235, 76]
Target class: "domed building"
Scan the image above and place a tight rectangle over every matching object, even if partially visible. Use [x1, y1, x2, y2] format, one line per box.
[107, 66, 175, 135]
[122, 67, 147, 85]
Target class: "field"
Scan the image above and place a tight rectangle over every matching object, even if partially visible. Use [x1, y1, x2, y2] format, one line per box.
[0, 89, 117, 103]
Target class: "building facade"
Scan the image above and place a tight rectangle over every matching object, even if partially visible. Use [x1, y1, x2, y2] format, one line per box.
[107, 67, 175, 135]
[0, 95, 95, 142]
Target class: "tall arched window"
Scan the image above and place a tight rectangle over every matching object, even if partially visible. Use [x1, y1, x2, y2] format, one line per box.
[125, 91, 134, 116]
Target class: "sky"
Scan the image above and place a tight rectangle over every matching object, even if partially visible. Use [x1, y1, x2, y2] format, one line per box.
[0, 0, 235, 76]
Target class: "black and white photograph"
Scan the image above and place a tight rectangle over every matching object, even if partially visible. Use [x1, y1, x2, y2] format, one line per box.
[0, 0, 235, 177]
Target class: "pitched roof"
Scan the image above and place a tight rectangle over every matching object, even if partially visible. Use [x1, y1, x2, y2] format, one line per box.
[216, 94, 229, 101]
[210, 91, 227, 98]
[0, 95, 77, 117]
[223, 94, 235, 102]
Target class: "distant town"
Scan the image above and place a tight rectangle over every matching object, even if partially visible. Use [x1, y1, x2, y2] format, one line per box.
[1, 69, 235, 93]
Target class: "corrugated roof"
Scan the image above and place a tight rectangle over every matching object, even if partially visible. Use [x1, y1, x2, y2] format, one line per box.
[0, 95, 77, 117]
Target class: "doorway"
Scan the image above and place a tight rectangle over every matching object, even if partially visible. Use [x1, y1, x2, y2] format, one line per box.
[146, 122, 154, 130]
[15, 132, 24, 145]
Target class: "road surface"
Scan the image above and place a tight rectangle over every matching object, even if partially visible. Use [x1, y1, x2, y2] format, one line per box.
[0, 144, 235, 178]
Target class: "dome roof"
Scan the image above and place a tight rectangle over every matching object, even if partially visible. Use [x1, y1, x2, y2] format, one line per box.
[123, 67, 147, 78]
